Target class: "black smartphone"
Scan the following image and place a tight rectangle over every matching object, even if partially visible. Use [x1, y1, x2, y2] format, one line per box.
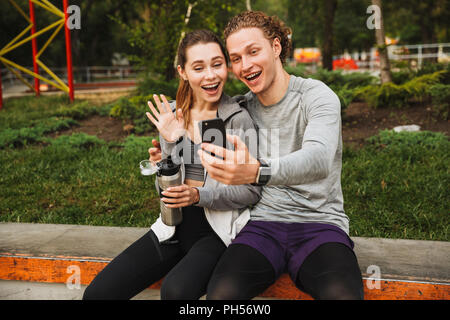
[199, 118, 226, 159]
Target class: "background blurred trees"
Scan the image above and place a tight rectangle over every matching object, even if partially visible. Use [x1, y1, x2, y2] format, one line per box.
[1, 0, 448, 79]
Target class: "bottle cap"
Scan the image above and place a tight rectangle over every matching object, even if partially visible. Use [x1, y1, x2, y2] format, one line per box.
[156, 156, 180, 176]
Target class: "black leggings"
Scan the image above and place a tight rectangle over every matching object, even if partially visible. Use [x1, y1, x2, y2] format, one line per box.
[82, 206, 226, 300]
[207, 242, 364, 300]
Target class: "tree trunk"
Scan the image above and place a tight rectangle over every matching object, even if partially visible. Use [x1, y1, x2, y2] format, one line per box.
[322, 0, 337, 71]
[174, 2, 197, 68]
[372, 0, 392, 83]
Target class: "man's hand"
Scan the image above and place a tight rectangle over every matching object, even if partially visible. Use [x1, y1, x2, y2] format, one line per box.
[161, 184, 200, 208]
[198, 134, 260, 185]
[148, 139, 162, 164]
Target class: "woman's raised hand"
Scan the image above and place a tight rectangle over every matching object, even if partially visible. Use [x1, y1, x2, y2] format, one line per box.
[146, 94, 185, 143]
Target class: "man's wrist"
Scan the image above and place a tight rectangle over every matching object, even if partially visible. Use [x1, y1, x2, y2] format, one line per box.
[251, 161, 261, 184]
[251, 159, 271, 186]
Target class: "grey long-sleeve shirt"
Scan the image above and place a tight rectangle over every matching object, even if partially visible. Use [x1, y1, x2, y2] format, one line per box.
[244, 75, 349, 234]
[158, 94, 261, 212]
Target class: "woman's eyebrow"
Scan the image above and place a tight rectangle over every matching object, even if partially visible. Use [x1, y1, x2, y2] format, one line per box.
[191, 59, 205, 64]
[191, 56, 224, 64]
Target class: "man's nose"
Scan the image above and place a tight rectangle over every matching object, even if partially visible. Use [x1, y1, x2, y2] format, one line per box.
[241, 56, 252, 72]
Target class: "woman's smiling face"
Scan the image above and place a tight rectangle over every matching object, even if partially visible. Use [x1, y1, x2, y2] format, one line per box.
[178, 42, 228, 105]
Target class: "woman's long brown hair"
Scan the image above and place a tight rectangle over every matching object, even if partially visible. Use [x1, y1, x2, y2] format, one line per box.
[176, 30, 228, 129]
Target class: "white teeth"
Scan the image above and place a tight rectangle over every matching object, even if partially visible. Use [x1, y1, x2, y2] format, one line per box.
[202, 83, 219, 89]
[245, 72, 261, 80]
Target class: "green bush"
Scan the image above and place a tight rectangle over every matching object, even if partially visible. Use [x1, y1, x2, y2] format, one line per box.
[367, 130, 449, 155]
[109, 95, 158, 134]
[429, 84, 450, 120]
[417, 62, 450, 83]
[391, 62, 450, 85]
[355, 70, 446, 108]
[284, 65, 308, 77]
[224, 78, 248, 96]
[391, 69, 416, 85]
[311, 68, 378, 89]
[137, 76, 178, 97]
[54, 101, 99, 120]
[110, 95, 153, 119]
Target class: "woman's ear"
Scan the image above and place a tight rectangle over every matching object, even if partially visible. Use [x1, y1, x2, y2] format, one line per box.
[177, 65, 188, 81]
[272, 37, 282, 59]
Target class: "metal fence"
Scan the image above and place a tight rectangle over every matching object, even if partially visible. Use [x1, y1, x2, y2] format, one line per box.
[338, 43, 450, 70]
[0, 65, 144, 89]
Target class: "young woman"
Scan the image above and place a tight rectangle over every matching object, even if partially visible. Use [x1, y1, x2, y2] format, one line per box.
[82, 30, 260, 300]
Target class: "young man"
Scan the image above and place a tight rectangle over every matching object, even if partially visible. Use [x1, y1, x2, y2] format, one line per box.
[198, 11, 364, 300]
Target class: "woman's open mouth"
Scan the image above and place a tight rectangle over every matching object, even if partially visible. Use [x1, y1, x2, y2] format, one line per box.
[201, 83, 220, 95]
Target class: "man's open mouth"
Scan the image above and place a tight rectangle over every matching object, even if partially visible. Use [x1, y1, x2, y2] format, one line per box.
[244, 71, 262, 82]
[201, 83, 220, 92]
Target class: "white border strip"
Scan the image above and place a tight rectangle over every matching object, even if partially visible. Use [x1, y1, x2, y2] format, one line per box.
[362, 276, 450, 286]
[0, 254, 111, 263]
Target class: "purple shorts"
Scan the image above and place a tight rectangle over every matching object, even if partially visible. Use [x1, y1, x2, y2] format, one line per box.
[231, 220, 354, 281]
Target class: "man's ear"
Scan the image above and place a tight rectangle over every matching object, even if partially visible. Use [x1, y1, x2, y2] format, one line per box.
[272, 37, 282, 59]
[177, 65, 188, 81]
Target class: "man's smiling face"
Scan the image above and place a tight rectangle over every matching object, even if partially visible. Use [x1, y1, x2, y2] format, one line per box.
[226, 27, 281, 95]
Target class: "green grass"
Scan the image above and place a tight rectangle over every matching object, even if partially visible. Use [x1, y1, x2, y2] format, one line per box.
[0, 134, 160, 227]
[342, 130, 449, 241]
[0, 96, 449, 241]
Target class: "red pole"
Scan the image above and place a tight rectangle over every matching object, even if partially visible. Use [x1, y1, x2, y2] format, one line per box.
[63, 0, 74, 102]
[29, 0, 40, 97]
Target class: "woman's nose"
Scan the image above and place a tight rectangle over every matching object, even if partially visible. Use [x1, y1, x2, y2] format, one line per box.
[205, 67, 216, 79]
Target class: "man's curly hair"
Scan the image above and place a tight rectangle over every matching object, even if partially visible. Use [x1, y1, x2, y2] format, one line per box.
[224, 11, 292, 64]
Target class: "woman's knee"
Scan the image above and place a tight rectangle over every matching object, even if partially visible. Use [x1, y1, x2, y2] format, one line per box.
[160, 274, 203, 300]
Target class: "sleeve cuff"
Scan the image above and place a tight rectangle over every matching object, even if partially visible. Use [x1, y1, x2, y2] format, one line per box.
[195, 187, 212, 208]
[264, 157, 279, 185]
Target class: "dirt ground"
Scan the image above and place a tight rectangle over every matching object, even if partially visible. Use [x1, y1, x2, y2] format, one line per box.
[343, 102, 449, 147]
[49, 115, 135, 142]
[52, 102, 449, 146]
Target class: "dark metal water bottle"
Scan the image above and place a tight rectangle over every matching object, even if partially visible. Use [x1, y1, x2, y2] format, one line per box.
[156, 156, 183, 226]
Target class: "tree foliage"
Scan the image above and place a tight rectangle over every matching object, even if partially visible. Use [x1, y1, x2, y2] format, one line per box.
[1, 0, 447, 77]
[114, 0, 245, 81]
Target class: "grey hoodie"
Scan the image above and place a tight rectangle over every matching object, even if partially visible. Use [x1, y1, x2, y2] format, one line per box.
[151, 94, 261, 245]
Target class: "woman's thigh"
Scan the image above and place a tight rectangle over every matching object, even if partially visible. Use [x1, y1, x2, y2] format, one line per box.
[161, 234, 226, 300]
[83, 229, 182, 300]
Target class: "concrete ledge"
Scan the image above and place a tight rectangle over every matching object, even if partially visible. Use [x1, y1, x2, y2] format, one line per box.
[1, 222, 449, 300]
[0, 280, 161, 300]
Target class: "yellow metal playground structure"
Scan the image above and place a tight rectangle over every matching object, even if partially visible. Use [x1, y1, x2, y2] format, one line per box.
[0, 0, 74, 109]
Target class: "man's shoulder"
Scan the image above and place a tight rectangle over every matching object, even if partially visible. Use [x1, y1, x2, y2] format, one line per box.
[289, 75, 339, 107]
[289, 74, 331, 96]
